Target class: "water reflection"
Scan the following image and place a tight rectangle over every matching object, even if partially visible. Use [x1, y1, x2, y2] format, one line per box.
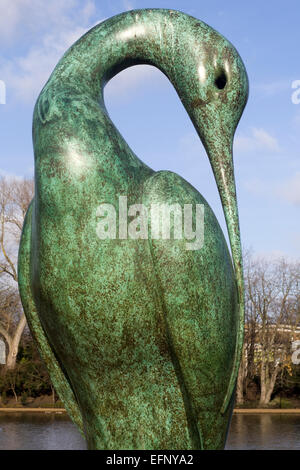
[226, 413, 300, 450]
[0, 412, 299, 450]
[0, 413, 86, 450]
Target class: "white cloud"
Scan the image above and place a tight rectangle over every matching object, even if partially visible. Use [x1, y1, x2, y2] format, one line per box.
[276, 172, 300, 206]
[244, 172, 300, 207]
[234, 127, 280, 153]
[0, 0, 100, 103]
[0, 0, 80, 43]
[0, 0, 165, 105]
[1, 25, 92, 103]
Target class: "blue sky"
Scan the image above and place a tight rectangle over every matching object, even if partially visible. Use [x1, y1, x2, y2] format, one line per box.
[0, 0, 299, 259]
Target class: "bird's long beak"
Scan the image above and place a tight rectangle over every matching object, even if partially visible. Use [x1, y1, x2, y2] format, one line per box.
[207, 138, 243, 290]
[205, 136, 245, 412]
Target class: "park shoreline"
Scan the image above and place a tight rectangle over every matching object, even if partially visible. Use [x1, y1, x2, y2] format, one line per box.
[0, 407, 300, 413]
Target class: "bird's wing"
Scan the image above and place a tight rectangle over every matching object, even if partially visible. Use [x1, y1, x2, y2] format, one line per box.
[18, 200, 84, 435]
[142, 171, 237, 449]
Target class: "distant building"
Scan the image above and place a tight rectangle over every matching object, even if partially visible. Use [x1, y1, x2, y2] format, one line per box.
[243, 323, 300, 366]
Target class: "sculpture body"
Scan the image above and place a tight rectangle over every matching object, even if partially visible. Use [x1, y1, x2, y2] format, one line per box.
[18, 9, 248, 449]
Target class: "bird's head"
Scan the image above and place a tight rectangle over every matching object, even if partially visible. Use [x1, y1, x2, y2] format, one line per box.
[177, 23, 248, 304]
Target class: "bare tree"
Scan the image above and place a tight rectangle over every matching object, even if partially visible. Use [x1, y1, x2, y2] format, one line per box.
[236, 342, 247, 405]
[245, 256, 300, 406]
[236, 249, 260, 405]
[236, 253, 300, 406]
[0, 176, 33, 369]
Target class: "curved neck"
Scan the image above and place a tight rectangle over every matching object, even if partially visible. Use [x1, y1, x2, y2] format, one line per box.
[45, 9, 197, 105]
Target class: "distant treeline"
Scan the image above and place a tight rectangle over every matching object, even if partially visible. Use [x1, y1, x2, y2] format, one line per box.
[0, 326, 299, 408]
[0, 333, 56, 405]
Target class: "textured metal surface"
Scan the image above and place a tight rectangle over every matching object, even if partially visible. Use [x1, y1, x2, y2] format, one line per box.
[18, 9, 248, 449]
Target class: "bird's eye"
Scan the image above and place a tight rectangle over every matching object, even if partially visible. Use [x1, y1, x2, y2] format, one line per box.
[214, 70, 227, 90]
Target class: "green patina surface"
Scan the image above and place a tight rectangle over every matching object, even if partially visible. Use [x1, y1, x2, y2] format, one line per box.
[18, 9, 248, 449]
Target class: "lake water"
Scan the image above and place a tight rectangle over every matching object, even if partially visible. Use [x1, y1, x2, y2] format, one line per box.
[0, 412, 299, 450]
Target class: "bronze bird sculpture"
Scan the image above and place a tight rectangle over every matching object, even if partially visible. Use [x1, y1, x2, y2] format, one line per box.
[18, 9, 248, 449]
